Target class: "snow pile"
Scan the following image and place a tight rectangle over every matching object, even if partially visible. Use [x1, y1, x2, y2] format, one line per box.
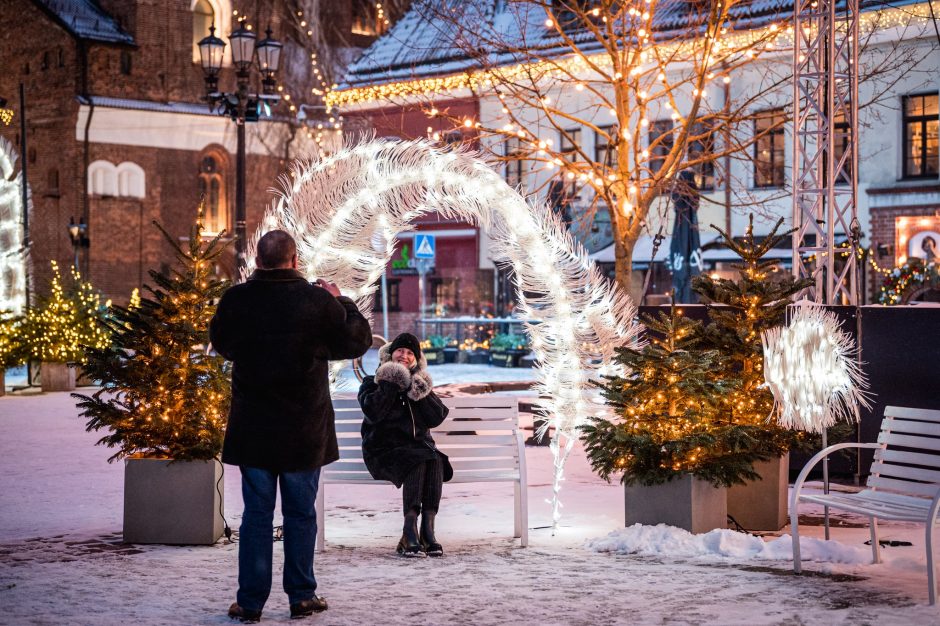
[588, 523, 873, 565]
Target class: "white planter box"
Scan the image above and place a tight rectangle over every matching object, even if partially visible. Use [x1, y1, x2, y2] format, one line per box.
[727, 454, 790, 531]
[625, 474, 727, 533]
[40, 362, 75, 392]
[123, 457, 224, 545]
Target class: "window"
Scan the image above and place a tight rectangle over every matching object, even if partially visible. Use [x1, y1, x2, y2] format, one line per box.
[594, 125, 616, 170]
[352, 0, 389, 36]
[688, 121, 716, 191]
[41, 51, 50, 71]
[504, 137, 526, 189]
[754, 109, 786, 188]
[88, 160, 117, 196]
[373, 278, 401, 312]
[832, 112, 852, 184]
[117, 162, 146, 198]
[192, 0, 214, 63]
[902, 93, 939, 179]
[120, 50, 132, 75]
[560, 128, 582, 196]
[430, 277, 460, 315]
[198, 155, 227, 234]
[47, 168, 59, 195]
[649, 120, 673, 175]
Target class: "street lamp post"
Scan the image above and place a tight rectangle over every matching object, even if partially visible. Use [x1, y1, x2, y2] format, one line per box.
[197, 23, 282, 277]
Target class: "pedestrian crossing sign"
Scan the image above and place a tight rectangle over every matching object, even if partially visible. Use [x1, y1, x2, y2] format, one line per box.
[414, 234, 436, 259]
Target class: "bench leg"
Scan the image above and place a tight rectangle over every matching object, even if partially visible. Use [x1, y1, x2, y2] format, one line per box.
[869, 517, 880, 564]
[315, 481, 326, 552]
[927, 521, 937, 605]
[513, 481, 522, 539]
[790, 504, 802, 574]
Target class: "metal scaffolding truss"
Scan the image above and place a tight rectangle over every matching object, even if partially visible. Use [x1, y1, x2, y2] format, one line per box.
[792, 0, 860, 305]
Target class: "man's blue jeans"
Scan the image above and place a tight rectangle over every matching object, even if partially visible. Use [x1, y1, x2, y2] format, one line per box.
[237, 466, 321, 611]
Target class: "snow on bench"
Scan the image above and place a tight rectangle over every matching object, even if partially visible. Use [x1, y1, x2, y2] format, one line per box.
[316, 395, 528, 550]
[790, 405, 940, 604]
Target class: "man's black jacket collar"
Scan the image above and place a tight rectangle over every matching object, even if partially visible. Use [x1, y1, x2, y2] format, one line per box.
[248, 268, 306, 282]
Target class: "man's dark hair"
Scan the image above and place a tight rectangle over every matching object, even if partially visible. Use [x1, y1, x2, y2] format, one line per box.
[256, 230, 297, 269]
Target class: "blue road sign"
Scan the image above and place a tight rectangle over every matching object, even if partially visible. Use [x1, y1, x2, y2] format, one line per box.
[414, 233, 436, 259]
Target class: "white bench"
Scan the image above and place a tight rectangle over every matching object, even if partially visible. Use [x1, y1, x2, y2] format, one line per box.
[316, 395, 528, 550]
[790, 406, 940, 604]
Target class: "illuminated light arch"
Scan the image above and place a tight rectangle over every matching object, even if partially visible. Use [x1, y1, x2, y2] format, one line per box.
[250, 138, 642, 524]
[0, 137, 28, 314]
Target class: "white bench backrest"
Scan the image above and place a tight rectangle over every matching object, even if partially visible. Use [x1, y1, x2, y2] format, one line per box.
[329, 395, 522, 483]
[869, 405, 940, 498]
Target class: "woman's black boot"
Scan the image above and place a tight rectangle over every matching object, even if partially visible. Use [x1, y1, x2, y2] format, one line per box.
[397, 510, 425, 557]
[420, 511, 443, 557]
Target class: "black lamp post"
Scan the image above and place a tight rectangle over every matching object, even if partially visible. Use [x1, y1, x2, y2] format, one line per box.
[197, 22, 282, 276]
[67, 217, 89, 272]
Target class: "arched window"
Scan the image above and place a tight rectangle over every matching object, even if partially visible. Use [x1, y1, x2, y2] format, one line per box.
[193, 0, 214, 62]
[192, 0, 232, 64]
[198, 155, 227, 234]
[116, 162, 146, 198]
[88, 160, 118, 196]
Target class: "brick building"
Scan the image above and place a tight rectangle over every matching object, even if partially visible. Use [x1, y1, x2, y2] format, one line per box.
[0, 0, 408, 303]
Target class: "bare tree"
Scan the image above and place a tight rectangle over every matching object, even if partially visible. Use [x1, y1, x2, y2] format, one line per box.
[410, 0, 936, 297]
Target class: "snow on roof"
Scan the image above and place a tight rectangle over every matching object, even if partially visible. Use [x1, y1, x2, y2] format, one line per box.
[341, 0, 921, 90]
[34, 0, 135, 45]
[78, 96, 216, 116]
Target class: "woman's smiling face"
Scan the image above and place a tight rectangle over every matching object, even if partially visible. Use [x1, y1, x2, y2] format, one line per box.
[392, 347, 416, 368]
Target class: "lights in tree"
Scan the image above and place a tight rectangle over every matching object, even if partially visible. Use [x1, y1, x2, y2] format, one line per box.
[0, 138, 27, 315]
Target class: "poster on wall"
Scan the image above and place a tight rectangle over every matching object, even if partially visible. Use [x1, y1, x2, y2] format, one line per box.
[896, 215, 940, 266]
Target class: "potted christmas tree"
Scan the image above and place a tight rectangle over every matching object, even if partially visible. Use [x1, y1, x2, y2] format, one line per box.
[691, 216, 811, 531]
[420, 335, 449, 365]
[23, 261, 110, 392]
[73, 220, 230, 545]
[582, 303, 771, 533]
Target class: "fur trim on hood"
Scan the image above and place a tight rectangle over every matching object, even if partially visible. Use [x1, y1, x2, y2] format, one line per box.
[376, 342, 433, 401]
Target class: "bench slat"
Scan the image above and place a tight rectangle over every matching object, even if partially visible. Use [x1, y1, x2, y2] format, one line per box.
[885, 406, 940, 423]
[430, 433, 517, 446]
[875, 448, 940, 469]
[871, 461, 940, 485]
[446, 407, 519, 419]
[868, 475, 940, 498]
[878, 432, 940, 453]
[799, 493, 934, 522]
[451, 459, 519, 471]
[883, 418, 940, 437]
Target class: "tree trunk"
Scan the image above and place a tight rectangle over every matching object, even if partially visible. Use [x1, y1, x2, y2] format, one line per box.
[615, 239, 635, 301]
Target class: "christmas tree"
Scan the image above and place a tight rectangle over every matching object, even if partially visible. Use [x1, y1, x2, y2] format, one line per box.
[74, 220, 231, 462]
[689, 215, 812, 456]
[0, 311, 25, 369]
[583, 302, 776, 487]
[22, 261, 110, 364]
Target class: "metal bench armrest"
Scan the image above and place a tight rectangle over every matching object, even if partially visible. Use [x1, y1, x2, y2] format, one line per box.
[790, 442, 882, 512]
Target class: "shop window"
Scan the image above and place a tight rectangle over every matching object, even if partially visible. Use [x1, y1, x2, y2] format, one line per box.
[373, 278, 401, 312]
[648, 120, 673, 175]
[688, 121, 715, 191]
[352, 0, 389, 36]
[430, 277, 459, 316]
[504, 136, 526, 190]
[594, 125, 616, 170]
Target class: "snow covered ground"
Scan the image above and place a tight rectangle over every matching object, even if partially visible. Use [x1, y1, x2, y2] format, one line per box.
[1, 370, 938, 625]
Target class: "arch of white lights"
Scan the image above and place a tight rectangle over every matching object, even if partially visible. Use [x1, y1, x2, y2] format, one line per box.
[0, 137, 28, 314]
[251, 138, 641, 524]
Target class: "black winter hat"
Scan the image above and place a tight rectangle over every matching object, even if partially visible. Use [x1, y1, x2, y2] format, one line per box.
[388, 332, 422, 360]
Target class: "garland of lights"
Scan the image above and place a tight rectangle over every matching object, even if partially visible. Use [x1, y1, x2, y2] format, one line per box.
[0, 137, 28, 314]
[762, 301, 870, 434]
[327, 2, 938, 109]
[249, 138, 642, 526]
[878, 258, 940, 305]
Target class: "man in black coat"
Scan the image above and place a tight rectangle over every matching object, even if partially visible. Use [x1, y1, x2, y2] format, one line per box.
[210, 230, 371, 622]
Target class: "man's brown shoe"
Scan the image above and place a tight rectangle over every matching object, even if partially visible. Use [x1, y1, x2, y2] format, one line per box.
[228, 602, 262, 623]
[290, 595, 328, 618]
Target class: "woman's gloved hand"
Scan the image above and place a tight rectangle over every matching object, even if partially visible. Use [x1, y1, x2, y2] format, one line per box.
[374, 361, 411, 391]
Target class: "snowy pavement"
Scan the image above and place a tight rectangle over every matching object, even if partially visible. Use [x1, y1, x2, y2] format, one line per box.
[2, 383, 939, 625]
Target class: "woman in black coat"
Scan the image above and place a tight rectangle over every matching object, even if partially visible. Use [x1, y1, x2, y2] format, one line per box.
[358, 333, 453, 557]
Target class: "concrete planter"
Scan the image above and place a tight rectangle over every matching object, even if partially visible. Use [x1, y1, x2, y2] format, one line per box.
[625, 474, 727, 533]
[727, 454, 790, 531]
[0, 368, 5, 397]
[123, 457, 224, 545]
[423, 350, 445, 365]
[40, 362, 76, 392]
